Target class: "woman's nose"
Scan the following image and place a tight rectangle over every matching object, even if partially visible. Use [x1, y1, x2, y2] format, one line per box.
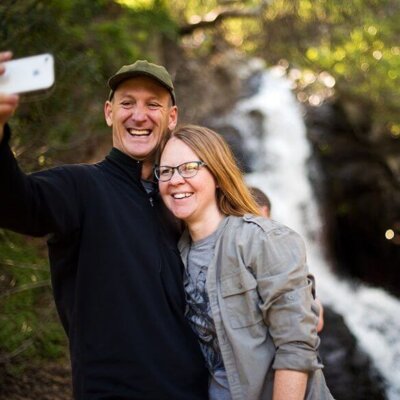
[169, 169, 185, 185]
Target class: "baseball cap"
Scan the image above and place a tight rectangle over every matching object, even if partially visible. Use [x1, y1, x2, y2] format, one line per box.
[107, 60, 176, 105]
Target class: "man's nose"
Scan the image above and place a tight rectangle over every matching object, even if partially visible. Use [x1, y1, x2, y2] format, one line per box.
[131, 104, 147, 121]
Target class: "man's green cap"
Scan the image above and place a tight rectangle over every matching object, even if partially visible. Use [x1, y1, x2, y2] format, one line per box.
[107, 60, 176, 105]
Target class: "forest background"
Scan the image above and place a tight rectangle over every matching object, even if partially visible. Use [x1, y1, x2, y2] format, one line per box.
[0, 0, 399, 398]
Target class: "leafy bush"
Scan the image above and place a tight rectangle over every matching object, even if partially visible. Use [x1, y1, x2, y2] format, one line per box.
[0, 230, 66, 362]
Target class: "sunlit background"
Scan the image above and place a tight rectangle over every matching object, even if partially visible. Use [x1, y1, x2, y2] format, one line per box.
[0, 1, 399, 399]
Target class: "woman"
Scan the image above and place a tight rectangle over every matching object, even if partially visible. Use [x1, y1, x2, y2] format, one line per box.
[155, 125, 334, 400]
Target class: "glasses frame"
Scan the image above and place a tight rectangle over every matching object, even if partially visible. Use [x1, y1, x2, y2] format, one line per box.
[154, 160, 207, 182]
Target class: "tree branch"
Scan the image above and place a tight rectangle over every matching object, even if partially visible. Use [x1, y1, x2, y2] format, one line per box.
[0, 339, 35, 364]
[179, 0, 271, 35]
[0, 280, 51, 299]
[0, 259, 48, 271]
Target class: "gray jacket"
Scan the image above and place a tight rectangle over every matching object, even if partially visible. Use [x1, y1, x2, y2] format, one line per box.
[179, 215, 334, 400]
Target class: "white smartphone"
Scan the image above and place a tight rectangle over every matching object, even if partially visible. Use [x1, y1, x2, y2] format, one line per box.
[0, 53, 55, 94]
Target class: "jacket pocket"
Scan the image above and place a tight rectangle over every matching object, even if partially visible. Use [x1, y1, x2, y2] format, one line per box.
[220, 271, 263, 329]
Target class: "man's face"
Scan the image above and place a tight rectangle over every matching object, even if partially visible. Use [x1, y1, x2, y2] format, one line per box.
[104, 76, 177, 161]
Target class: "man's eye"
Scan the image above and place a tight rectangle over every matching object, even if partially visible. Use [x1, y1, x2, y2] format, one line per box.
[121, 101, 133, 107]
[148, 103, 161, 109]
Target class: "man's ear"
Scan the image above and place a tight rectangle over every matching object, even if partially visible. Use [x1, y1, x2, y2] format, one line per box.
[104, 100, 113, 127]
[168, 106, 178, 130]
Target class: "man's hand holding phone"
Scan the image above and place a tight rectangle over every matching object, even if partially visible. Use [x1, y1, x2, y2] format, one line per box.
[0, 51, 20, 140]
[0, 51, 55, 141]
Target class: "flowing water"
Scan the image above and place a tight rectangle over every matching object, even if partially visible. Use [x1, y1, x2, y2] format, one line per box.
[213, 66, 400, 399]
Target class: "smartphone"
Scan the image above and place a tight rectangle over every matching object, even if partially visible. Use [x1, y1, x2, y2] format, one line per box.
[0, 53, 55, 94]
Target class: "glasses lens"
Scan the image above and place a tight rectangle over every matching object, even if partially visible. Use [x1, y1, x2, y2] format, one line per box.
[156, 166, 173, 181]
[179, 162, 201, 178]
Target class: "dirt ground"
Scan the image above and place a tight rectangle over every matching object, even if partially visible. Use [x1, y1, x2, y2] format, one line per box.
[0, 360, 72, 400]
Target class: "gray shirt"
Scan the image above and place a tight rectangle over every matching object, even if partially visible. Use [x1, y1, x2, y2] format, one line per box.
[185, 218, 232, 400]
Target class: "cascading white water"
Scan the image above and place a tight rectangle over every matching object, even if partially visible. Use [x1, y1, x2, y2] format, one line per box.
[215, 66, 400, 399]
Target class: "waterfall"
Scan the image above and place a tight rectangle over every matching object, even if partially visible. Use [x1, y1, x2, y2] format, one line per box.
[213, 66, 400, 399]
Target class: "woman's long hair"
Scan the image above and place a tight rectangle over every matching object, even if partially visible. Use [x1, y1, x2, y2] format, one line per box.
[167, 124, 261, 217]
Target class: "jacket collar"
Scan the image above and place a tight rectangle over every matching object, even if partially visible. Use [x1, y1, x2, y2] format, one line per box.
[105, 147, 143, 181]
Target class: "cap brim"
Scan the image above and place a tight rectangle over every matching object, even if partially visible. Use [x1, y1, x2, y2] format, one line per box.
[108, 71, 175, 104]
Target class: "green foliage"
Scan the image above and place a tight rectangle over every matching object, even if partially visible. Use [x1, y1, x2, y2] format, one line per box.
[163, 0, 400, 139]
[258, 1, 400, 136]
[162, 0, 219, 20]
[295, 1, 400, 127]
[0, 230, 66, 362]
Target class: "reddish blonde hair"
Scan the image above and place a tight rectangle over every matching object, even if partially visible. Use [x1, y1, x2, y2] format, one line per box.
[167, 125, 261, 217]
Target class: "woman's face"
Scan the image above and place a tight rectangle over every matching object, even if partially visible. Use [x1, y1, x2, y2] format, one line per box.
[158, 138, 219, 225]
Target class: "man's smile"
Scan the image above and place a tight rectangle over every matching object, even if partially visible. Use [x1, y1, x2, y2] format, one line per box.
[127, 128, 151, 137]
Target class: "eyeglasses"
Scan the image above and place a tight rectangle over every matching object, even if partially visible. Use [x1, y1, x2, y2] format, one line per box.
[154, 161, 207, 182]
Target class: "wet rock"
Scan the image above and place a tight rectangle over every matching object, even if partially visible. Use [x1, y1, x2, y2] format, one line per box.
[319, 306, 387, 400]
[305, 101, 400, 299]
[210, 125, 252, 173]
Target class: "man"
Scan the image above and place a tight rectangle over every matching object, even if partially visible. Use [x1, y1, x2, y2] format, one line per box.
[249, 186, 324, 332]
[0, 51, 208, 399]
[249, 186, 271, 218]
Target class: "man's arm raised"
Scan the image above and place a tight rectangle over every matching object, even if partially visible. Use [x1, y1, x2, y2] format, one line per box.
[0, 51, 19, 141]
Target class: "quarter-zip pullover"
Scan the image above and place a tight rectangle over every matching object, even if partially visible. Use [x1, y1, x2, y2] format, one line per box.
[0, 125, 208, 400]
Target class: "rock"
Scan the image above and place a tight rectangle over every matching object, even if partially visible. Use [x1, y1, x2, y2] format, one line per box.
[319, 306, 387, 400]
[305, 101, 400, 298]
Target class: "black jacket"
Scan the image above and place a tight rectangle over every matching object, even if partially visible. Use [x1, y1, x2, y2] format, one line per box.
[0, 125, 208, 400]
